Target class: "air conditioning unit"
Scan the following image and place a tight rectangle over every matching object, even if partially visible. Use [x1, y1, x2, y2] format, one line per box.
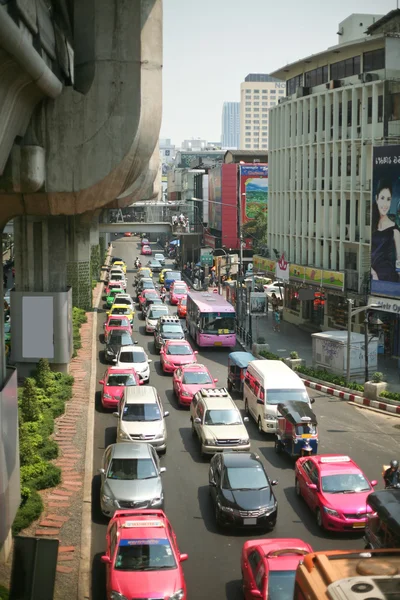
[358, 72, 380, 83]
[296, 86, 310, 98]
[278, 96, 289, 104]
[326, 80, 342, 90]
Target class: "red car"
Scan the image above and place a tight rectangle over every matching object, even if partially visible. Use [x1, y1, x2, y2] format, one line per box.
[295, 454, 378, 532]
[141, 245, 152, 256]
[160, 340, 198, 373]
[177, 297, 187, 318]
[173, 363, 217, 406]
[101, 509, 188, 600]
[241, 538, 313, 600]
[105, 281, 124, 296]
[169, 282, 188, 305]
[124, 232, 132, 237]
[138, 289, 159, 311]
[98, 367, 142, 409]
[103, 316, 132, 342]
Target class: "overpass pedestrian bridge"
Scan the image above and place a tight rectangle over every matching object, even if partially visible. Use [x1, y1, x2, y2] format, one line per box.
[99, 221, 173, 234]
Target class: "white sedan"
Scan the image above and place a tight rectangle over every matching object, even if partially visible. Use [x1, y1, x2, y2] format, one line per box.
[263, 281, 285, 300]
[113, 293, 135, 311]
[115, 345, 152, 383]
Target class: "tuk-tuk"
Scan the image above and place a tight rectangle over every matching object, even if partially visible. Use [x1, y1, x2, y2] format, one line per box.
[275, 401, 318, 458]
[227, 352, 256, 394]
[364, 489, 400, 549]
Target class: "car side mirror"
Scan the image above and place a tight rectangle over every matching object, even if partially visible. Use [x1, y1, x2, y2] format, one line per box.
[214, 378, 218, 383]
[101, 555, 111, 564]
[179, 553, 188, 562]
[160, 467, 167, 474]
[371, 480, 378, 487]
[194, 418, 201, 424]
[113, 412, 119, 418]
[148, 359, 153, 363]
[164, 411, 170, 417]
[139, 380, 144, 385]
[271, 480, 278, 486]
[194, 350, 198, 355]
[98, 468, 105, 475]
[310, 397, 315, 404]
[249, 591, 262, 598]
[99, 380, 105, 385]
[307, 483, 318, 491]
[243, 416, 249, 423]
[134, 341, 138, 345]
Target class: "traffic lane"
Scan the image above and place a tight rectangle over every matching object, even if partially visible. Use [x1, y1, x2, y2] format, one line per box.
[91, 239, 400, 600]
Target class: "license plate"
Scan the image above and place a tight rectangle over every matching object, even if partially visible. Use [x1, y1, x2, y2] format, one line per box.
[301, 434, 312, 438]
[353, 522, 365, 528]
[243, 518, 257, 525]
[214, 342, 222, 346]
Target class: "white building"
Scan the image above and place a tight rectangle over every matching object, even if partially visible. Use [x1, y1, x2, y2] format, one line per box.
[159, 138, 176, 167]
[267, 11, 400, 341]
[221, 102, 240, 149]
[240, 73, 285, 150]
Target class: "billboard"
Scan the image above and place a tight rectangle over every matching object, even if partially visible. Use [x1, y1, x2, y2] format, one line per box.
[371, 146, 400, 298]
[208, 167, 222, 231]
[240, 164, 268, 224]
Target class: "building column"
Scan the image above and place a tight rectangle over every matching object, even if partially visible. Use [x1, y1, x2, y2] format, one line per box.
[66, 215, 92, 311]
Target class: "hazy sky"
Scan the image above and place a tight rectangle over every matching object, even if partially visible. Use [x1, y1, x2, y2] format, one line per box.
[161, 0, 395, 145]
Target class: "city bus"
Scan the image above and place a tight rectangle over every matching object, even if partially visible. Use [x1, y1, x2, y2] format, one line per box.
[294, 548, 400, 599]
[186, 292, 236, 348]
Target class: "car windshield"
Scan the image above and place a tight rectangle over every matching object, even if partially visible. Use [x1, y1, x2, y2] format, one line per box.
[204, 409, 241, 426]
[166, 344, 191, 355]
[111, 274, 123, 280]
[108, 318, 129, 327]
[267, 390, 309, 405]
[321, 473, 371, 493]
[144, 292, 158, 299]
[111, 308, 131, 316]
[106, 374, 137, 386]
[140, 270, 151, 277]
[142, 283, 155, 290]
[182, 371, 212, 384]
[223, 466, 268, 490]
[108, 458, 156, 480]
[200, 312, 235, 334]
[161, 325, 182, 334]
[115, 539, 176, 571]
[173, 288, 187, 295]
[267, 570, 296, 600]
[114, 298, 131, 306]
[166, 272, 181, 281]
[149, 309, 168, 319]
[122, 403, 161, 422]
[109, 290, 120, 298]
[109, 332, 133, 345]
[119, 351, 146, 364]
[155, 255, 164, 260]
[295, 423, 317, 435]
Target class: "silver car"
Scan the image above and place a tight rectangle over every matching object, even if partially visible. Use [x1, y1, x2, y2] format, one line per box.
[99, 442, 166, 517]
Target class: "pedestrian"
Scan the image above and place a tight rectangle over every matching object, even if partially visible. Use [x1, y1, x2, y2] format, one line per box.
[273, 309, 281, 332]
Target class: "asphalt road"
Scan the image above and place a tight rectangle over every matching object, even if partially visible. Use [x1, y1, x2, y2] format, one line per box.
[91, 236, 400, 600]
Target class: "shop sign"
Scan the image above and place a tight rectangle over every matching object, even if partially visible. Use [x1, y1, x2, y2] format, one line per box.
[275, 254, 289, 281]
[304, 267, 323, 285]
[289, 264, 305, 281]
[253, 255, 276, 274]
[322, 270, 344, 291]
[203, 233, 216, 249]
[368, 295, 400, 314]
[200, 254, 213, 266]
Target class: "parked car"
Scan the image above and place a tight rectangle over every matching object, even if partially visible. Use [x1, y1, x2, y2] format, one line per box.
[173, 363, 217, 407]
[99, 367, 142, 409]
[99, 442, 166, 516]
[115, 345, 152, 383]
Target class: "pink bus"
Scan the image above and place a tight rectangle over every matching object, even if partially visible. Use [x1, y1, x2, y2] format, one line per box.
[186, 292, 236, 348]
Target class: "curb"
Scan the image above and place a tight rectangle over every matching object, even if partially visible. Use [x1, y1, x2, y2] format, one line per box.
[78, 248, 112, 600]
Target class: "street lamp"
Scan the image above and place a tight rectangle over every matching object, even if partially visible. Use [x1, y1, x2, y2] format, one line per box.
[346, 300, 380, 382]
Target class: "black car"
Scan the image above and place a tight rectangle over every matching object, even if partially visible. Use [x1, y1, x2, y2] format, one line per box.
[209, 452, 278, 530]
[105, 330, 134, 364]
[154, 316, 185, 352]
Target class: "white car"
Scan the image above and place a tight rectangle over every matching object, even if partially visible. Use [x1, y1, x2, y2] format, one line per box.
[154, 253, 165, 265]
[115, 345, 152, 383]
[114, 293, 135, 311]
[145, 304, 169, 333]
[263, 281, 285, 300]
[108, 267, 124, 281]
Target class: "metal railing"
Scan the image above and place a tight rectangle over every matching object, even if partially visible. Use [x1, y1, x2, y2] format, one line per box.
[236, 323, 253, 349]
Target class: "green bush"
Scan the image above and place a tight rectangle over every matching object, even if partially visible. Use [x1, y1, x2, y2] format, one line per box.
[12, 489, 43, 535]
[290, 351, 299, 359]
[256, 336, 266, 344]
[380, 390, 400, 403]
[39, 438, 59, 460]
[371, 371, 384, 383]
[72, 306, 87, 357]
[31, 463, 61, 491]
[294, 364, 364, 392]
[0, 584, 9, 600]
[259, 350, 282, 361]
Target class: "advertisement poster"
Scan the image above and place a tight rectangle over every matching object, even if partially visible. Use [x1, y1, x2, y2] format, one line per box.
[275, 254, 289, 281]
[208, 167, 222, 231]
[240, 165, 268, 224]
[250, 292, 266, 315]
[371, 145, 400, 298]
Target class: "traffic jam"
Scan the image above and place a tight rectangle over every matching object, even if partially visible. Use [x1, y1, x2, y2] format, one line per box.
[96, 235, 400, 600]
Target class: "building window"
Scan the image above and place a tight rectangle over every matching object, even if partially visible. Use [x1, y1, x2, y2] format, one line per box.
[245, 137, 251, 142]
[253, 119, 259, 123]
[245, 119, 251, 124]
[254, 145, 259, 149]
[254, 102, 259, 106]
[262, 126, 268, 130]
[262, 119, 268, 123]
[262, 101, 268, 106]
[245, 101, 251, 106]
[245, 95, 251, 100]
[254, 89, 259, 93]
[270, 102, 276, 106]
[245, 89, 251, 93]
[363, 48, 385, 72]
[304, 65, 328, 87]
[262, 108, 268, 113]
[254, 126, 260, 131]
[245, 144, 251, 148]
[270, 90, 276, 94]
[261, 144, 268, 148]
[254, 108, 260, 112]
[279, 90, 285, 94]
[287, 74, 303, 96]
[245, 126, 251, 130]
[330, 55, 361, 79]
[245, 110, 251, 114]
[262, 90, 268, 94]
[254, 95, 260, 100]
[262, 136, 268, 141]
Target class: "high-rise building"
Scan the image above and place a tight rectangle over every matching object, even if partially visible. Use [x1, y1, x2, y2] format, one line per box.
[240, 73, 285, 150]
[221, 102, 240, 149]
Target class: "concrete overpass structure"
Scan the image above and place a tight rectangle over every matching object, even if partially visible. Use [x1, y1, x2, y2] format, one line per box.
[100, 222, 172, 235]
[0, 0, 163, 559]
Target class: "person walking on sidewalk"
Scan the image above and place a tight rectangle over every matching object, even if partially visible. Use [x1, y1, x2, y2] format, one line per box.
[273, 308, 281, 332]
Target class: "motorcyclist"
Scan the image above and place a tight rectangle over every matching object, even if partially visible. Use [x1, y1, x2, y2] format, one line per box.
[160, 285, 166, 303]
[384, 460, 400, 488]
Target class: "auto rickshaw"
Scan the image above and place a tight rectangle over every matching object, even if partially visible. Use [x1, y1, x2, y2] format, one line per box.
[227, 351, 256, 394]
[275, 401, 318, 458]
[364, 489, 400, 549]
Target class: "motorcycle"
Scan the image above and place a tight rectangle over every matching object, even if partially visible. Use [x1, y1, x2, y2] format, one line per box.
[382, 464, 400, 489]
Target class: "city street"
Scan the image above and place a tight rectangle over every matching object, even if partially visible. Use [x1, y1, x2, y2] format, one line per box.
[90, 236, 400, 600]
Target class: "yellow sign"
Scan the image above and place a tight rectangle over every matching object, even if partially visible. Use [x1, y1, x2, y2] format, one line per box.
[254, 256, 344, 291]
[253, 255, 276, 273]
[304, 267, 322, 285]
[322, 270, 344, 291]
[289, 264, 305, 280]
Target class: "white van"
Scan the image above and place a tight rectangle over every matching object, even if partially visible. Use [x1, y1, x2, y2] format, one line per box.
[243, 360, 313, 434]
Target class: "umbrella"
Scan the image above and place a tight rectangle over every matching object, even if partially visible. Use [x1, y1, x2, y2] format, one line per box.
[169, 239, 180, 246]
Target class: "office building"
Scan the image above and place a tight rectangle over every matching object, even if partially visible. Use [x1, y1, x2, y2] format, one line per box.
[221, 102, 240, 149]
[240, 73, 285, 150]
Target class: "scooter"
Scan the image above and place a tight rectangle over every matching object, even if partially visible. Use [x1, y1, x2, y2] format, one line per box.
[382, 464, 400, 489]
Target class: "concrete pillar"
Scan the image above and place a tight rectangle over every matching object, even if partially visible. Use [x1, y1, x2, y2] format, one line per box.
[66, 215, 92, 311]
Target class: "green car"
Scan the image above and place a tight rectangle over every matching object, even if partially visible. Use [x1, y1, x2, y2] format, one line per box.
[106, 288, 123, 308]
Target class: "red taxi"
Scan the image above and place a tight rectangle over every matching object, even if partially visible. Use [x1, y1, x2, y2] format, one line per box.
[173, 363, 217, 406]
[138, 289, 159, 311]
[295, 454, 377, 532]
[241, 538, 313, 600]
[177, 297, 187, 318]
[169, 282, 188, 305]
[141, 245, 152, 256]
[103, 316, 132, 343]
[99, 367, 142, 409]
[101, 509, 188, 600]
[105, 281, 124, 296]
[160, 340, 197, 373]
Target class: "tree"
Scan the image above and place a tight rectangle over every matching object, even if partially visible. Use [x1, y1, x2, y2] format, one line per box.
[241, 206, 268, 253]
[19, 378, 42, 422]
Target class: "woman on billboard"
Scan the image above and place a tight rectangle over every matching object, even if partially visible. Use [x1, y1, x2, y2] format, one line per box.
[371, 179, 400, 282]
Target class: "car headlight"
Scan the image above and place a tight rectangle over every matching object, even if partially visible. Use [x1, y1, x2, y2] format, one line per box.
[180, 391, 191, 397]
[218, 503, 233, 513]
[238, 438, 249, 445]
[103, 393, 112, 399]
[169, 591, 184, 600]
[324, 506, 339, 517]
[150, 496, 162, 506]
[102, 494, 112, 504]
[106, 349, 115, 355]
[111, 593, 128, 600]
[154, 432, 164, 439]
[265, 414, 276, 420]
[119, 431, 130, 440]
[204, 438, 214, 445]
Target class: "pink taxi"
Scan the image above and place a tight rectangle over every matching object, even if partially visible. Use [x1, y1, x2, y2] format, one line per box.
[99, 367, 142, 409]
[169, 282, 188, 305]
[172, 363, 218, 406]
[160, 340, 197, 373]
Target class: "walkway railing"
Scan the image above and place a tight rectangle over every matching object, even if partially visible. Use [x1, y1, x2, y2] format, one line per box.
[236, 323, 253, 349]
